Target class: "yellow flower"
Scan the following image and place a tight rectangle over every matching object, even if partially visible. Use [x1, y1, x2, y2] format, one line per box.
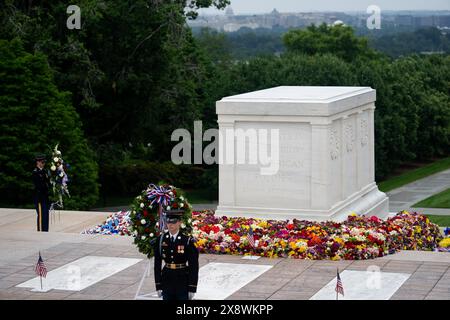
[214, 245, 220, 251]
[297, 246, 307, 253]
[439, 238, 450, 248]
[331, 255, 341, 261]
[258, 221, 268, 228]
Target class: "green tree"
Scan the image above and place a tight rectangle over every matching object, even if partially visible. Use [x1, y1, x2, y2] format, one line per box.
[0, 0, 230, 160]
[0, 39, 99, 209]
[283, 23, 378, 62]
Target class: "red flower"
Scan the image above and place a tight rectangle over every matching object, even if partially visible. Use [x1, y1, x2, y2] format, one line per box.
[307, 236, 322, 246]
[286, 223, 294, 230]
[143, 210, 148, 217]
[231, 234, 241, 242]
[173, 203, 178, 208]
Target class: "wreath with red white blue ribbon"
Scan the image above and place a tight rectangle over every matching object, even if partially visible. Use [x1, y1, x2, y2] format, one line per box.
[129, 183, 193, 257]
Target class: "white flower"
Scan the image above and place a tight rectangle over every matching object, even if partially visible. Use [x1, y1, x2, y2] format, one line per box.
[53, 157, 59, 163]
[149, 233, 154, 237]
[181, 223, 186, 229]
[188, 218, 192, 223]
[133, 230, 138, 236]
[180, 196, 184, 201]
[156, 222, 159, 227]
[140, 203, 144, 208]
[169, 192, 174, 196]
[59, 172, 64, 177]
[141, 235, 146, 240]
[56, 151, 61, 156]
[166, 206, 170, 210]
[50, 165, 56, 171]
[141, 219, 146, 225]
[180, 203, 184, 208]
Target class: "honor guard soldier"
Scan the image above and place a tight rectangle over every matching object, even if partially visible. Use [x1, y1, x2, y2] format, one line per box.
[153, 210, 199, 300]
[32, 154, 50, 232]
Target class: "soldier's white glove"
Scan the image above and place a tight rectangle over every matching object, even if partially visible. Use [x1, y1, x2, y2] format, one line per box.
[157, 290, 162, 298]
[188, 292, 195, 300]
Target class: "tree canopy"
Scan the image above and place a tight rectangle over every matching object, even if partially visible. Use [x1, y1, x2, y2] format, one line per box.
[0, 38, 99, 208]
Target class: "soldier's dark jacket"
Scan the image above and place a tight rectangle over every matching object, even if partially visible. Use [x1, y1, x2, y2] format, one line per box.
[153, 231, 199, 294]
[32, 167, 50, 200]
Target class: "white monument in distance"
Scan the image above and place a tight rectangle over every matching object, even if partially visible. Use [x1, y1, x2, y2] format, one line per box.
[215, 86, 388, 221]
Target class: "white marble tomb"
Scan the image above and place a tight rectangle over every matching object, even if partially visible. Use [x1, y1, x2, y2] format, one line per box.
[215, 86, 388, 221]
[141, 262, 273, 300]
[310, 270, 411, 300]
[17, 256, 141, 292]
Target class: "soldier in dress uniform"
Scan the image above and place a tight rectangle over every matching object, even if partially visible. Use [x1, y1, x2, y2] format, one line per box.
[153, 210, 199, 300]
[32, 154, 50, 232]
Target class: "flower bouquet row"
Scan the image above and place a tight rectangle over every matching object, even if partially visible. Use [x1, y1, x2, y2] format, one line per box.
[191, 210, 444, 260]
[82, 211, 131, 235]
[82, 208, 444, 260]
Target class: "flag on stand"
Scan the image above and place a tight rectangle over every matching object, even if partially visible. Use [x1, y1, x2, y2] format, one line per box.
[335, 268, 344, 299]
[35, 252, 47, 278]
[247, 227, 255, 248]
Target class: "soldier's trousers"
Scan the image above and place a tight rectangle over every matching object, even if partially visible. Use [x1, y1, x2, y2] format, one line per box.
[162, 290, 188, 300]
[35, 197, 49, 232]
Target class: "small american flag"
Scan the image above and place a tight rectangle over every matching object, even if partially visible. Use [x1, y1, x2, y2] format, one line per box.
[247, 227, 255, 248]
[35, 252, 47, 278]
[335, 269, 344, 297]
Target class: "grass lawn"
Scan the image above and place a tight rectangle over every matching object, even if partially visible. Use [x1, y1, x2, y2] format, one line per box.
[413, 188, 450, 209]
[425, 214, 450, 227]
[378, 157, 450, 192]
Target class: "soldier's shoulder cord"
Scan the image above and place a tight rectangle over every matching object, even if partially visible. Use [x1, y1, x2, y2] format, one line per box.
[187, 235, 197, 246]
[159, 232, 164, 256]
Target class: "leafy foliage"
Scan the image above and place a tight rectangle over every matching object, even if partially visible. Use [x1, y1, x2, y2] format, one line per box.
[129, 184, 193, 257]
[0, 39, 98, 209]
[283, 23, 379, 62]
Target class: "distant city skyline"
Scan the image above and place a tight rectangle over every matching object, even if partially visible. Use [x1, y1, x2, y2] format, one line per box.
[197, 0, 450, 15]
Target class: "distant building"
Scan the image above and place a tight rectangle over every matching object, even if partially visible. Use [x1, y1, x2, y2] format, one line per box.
[187, 10, 450, 33]
[225, 6, 234, 16]
[333, 20, 345, 26]
[223, 22, 259, 32]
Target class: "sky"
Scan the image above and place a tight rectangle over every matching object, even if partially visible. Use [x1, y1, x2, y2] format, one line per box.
[197, 0, 450, 15]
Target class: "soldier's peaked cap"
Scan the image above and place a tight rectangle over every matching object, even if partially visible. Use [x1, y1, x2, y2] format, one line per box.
[165, 209, 184, 222]
[34, 154, 46, 161]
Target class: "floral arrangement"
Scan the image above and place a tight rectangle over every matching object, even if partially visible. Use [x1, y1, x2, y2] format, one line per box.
[81, 211, 131, 235]
[82, 209, 444, 260]
[128, 183, 193, 257]
[49, 144, 70, 207]
[437, 227, 450, 252]
[191, 210, 443, 260]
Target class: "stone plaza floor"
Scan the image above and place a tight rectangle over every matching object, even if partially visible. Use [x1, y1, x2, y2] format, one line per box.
[0, 209, 449, 300]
